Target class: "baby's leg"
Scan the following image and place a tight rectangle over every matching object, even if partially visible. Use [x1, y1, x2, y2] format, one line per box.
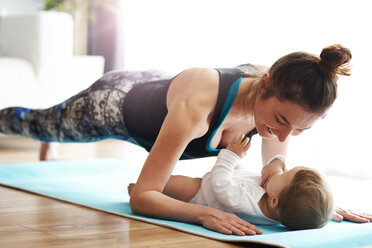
[128, 175, 201, 202]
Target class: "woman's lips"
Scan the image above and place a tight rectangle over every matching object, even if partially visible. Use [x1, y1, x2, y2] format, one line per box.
[258, 125, 276, 139]
[266, 125, 274, 135]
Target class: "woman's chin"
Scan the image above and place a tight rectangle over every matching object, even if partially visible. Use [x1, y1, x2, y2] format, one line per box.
[262, 135, 277, 140]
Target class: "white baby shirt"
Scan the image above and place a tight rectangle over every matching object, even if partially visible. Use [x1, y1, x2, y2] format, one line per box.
[189, 149, 279, 225]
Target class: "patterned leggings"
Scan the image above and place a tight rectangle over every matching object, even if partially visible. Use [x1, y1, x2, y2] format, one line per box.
[0, 70, 171, 143]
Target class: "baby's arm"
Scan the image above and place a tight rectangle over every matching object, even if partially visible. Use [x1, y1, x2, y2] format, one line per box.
[210, 136, 252, 211]
[128, 175, 201, 202]
[162, 175, 202, 202]
[226, 135, 251, 159]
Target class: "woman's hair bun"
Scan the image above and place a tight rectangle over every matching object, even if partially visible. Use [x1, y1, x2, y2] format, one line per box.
[317, 44, 352, 78]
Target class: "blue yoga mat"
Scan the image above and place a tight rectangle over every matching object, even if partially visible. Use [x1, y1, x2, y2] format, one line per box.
[0, 158, 371, 248]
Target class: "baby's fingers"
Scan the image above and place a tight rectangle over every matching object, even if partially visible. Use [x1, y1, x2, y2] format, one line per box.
[238, 134, 246, 143]
[241, 136, 249, 144]
[243, 139, 251, 151]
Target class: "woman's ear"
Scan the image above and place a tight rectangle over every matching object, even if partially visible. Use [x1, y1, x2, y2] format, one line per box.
[258, 73, 270, 93]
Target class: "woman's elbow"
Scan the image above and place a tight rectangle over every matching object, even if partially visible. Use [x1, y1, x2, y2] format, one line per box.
[129, 191, 145, 215]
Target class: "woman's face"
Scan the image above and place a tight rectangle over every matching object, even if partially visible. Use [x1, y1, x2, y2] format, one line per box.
[253, 94, 320, 142]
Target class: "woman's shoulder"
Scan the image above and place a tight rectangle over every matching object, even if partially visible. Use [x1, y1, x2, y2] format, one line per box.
[168, 67, 219, 100]
[166, 67, 220, 124]
[177, 67, 219, 86]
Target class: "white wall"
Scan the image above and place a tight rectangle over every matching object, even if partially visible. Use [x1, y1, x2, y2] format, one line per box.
[0, 0, 43, 15]
[120, 0, 372, 178]
[1, 0, 370, 178]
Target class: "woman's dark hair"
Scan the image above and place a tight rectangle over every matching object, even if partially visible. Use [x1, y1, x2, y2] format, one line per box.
[263, 44, 352, 114]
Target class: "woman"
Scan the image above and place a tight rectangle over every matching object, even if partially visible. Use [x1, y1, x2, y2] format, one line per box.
[0, 44, 370, 235]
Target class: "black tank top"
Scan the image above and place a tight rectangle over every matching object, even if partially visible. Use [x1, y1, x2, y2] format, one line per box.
[123, 67, 257, 159]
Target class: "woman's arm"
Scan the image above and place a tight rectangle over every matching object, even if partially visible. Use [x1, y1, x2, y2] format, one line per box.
[260, 137, 290, 188]
[130, 68, 261, 235]
[261, 136, 289, 165]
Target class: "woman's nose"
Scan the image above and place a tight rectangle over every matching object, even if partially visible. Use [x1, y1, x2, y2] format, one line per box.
[277, 127, 292, 142]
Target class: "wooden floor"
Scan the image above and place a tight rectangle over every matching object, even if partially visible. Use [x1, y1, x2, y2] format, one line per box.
[0, 137, 371, 248]
[0, 137, 271, 248]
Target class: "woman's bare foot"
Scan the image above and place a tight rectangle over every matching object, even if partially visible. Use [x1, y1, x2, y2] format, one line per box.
[39, 142, 60, 161]
[127, 183, 136, 196]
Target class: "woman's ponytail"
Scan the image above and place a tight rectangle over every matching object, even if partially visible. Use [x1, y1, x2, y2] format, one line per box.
[317, 44, 352, 79]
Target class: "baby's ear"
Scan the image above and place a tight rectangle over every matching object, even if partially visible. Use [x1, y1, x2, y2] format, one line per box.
[270, 197, 279, 209]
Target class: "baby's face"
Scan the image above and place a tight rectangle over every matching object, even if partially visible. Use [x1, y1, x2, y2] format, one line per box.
[265, 167, 303, 197]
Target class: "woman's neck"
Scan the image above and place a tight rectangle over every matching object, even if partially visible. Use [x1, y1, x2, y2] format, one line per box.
[220, 77, 260, 130]
[232, 77, 260, 118]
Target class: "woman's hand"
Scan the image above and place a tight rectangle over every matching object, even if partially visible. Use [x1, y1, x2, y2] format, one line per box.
[333, 207, 372, 223]
[260, 159, 285, 189]
[199, 205, 263, 236]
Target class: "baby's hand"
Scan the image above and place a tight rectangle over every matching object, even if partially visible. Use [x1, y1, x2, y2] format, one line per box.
[226, 135, 251, 159]
[260, 159, 285, 189]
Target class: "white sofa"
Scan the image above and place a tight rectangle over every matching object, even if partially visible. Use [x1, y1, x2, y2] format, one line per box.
[0, 11, 105, 110]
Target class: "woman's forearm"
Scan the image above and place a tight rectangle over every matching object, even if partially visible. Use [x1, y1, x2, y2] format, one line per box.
[261, 136, 289, 165]
[130, 189, 209, 224]
[130, 189, 263, 236]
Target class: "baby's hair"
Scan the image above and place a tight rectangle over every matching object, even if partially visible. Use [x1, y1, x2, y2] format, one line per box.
[264, 44, 352, 114]
[278, 167, 333, 230]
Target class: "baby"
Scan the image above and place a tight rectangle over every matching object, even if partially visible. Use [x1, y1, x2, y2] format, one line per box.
[128, 136, 334, 230]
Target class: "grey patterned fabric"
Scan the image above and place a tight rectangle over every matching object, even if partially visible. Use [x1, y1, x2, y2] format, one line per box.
[0, 70, 171, 143]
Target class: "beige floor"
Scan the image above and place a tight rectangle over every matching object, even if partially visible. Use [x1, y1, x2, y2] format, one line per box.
[0, 136, 371, 248]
